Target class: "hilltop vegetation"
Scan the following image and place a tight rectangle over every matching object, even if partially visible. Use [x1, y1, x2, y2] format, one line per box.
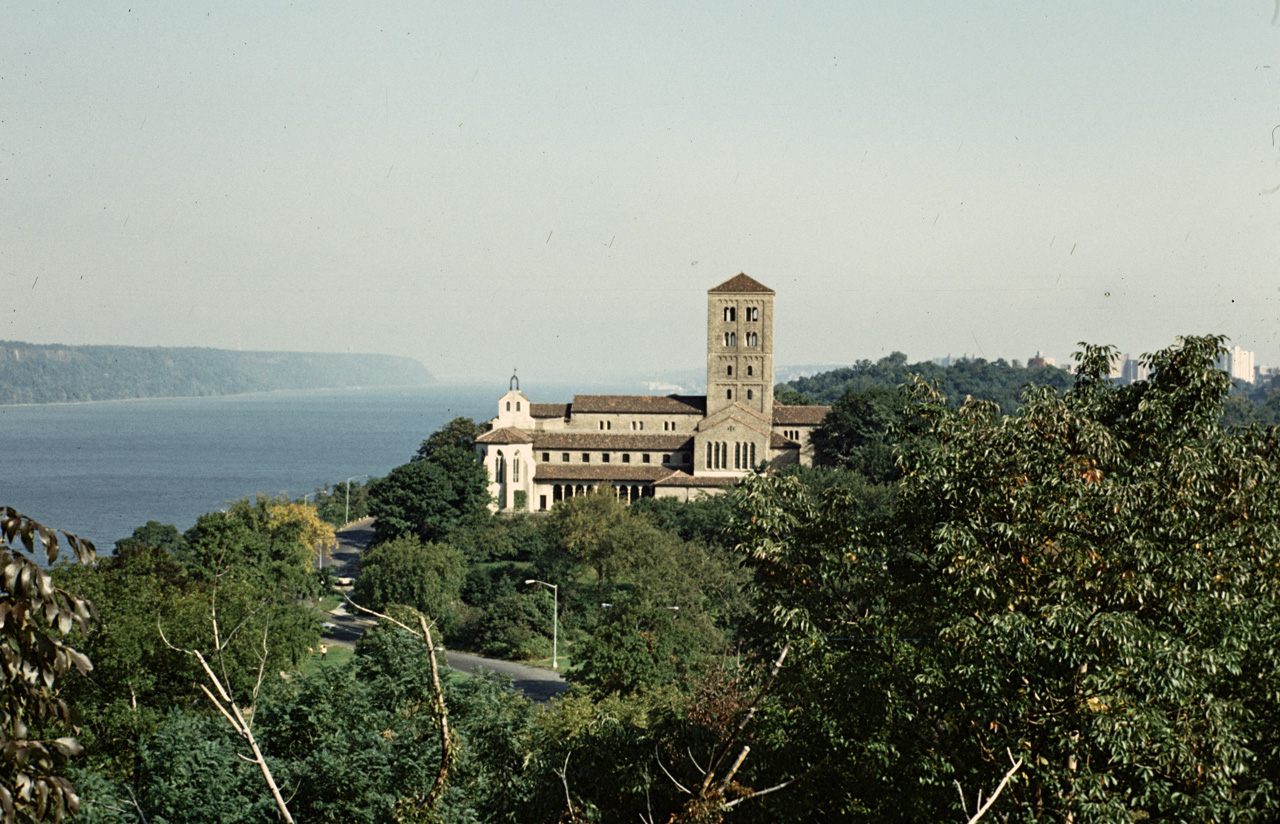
[776, 351, 1076, 412]
[0, 341, 433, 405]
[11, 337, 1280, 822]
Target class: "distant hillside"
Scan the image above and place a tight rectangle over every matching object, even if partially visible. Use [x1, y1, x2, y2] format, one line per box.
[0, 342, 434, 405]
[775, 351, 1075, 413]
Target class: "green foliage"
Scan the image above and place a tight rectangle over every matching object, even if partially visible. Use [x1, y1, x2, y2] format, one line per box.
[629, 494, 735, 549]
[180, 497, 317, 598]
[809, 385, 907, 481]
[573, 605, 715, 696]
[135, 711, 280, 824]
[368, 446, 491, 545]
[780, 350, 1075, 412]
[448, 511, 544, 565]
[112, 521, 185, 557]
[414, 417, 485, 462]
[467, 584, 548, 660]
[311, 480, 370, 528]
[772, 386, 817, 406]
[732, 335, 1280, 822]
[354, 537, 466, 637]
[0, 509, 97, 823]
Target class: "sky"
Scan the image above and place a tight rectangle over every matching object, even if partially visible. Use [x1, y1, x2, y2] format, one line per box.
[3, 2, 1279, 384]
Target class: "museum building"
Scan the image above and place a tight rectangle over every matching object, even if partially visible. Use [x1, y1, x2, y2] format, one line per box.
[475, 274, 830, 511]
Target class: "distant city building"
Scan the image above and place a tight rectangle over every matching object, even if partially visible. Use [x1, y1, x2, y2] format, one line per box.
[932, 354, 975, 368]
[1216, 345, 1256, 385]
[1027, 351, 1056, 369]
[474, 274, 831, 512]
[1121, 357, 1149, 384]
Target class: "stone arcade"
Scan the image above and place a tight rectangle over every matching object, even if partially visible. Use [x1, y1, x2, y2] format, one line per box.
[475, 274, 830, 511]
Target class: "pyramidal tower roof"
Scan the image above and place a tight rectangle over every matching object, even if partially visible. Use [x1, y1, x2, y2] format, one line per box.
[708, 273, 774, 294]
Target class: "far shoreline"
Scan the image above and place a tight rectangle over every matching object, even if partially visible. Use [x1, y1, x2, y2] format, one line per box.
[0, 383, 443, 410]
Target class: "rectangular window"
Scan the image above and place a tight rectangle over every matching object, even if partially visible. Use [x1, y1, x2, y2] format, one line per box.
[542, 452, 550, 462]
[622, 453, 631, 463]
[582, 453, 590, 462]
[539, 495, 547, 510]
[747, 389, 753, 400]
[663, 454, 671, 464]
[562, 453, 569, 462]
[642, 453, 650, 463]
[603, 453, 611, 463]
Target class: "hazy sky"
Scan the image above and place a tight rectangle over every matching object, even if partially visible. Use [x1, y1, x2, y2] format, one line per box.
[4, 3, 1279, 383]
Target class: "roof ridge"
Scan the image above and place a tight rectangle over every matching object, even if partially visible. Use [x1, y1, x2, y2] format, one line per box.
[708, 273, 774, 294]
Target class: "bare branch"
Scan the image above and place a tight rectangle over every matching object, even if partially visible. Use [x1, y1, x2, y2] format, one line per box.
[341, 592, 426, 638]
[553, 752, 578, 822]
[418, 614, 454, 810]
[700, 641, 791, 796]
[961, 749, 1024, 824]
[656, 747, 692, 794]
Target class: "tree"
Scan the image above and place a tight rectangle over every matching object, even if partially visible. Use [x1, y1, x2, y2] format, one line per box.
[0, 508, 98, 823]
[368, 447, 491, 545]
[809, 385, 906, 482]
[112, 521, 185, 556]
[180, 497, 318, 598]
[414, 417, 485, 462]
[731, 336, 1280, 821]
[353, 536, 466, 636]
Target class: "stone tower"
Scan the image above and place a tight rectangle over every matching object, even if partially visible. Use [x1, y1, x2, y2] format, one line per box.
[705, 273, 775, 420]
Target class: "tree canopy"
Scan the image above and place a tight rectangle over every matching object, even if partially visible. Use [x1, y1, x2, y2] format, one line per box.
[731, 335, 1280, 822]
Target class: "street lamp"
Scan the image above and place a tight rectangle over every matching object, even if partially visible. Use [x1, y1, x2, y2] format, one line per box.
[345, 475, 371, 523]
[525, 579, 558, 669]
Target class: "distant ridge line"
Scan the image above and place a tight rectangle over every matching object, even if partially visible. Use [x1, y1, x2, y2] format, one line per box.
[0, 340, 435, 405]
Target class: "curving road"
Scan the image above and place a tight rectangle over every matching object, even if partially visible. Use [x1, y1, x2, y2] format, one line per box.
[321, 518, 568, 703]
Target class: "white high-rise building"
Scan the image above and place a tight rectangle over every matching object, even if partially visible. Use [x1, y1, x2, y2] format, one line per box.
[1217, 346, 1256, 385]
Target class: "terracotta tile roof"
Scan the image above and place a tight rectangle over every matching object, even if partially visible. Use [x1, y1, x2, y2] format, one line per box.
[529, 403, 569, 419]
[651, 471, 741, 488]
[475, 427, 535, 444]
[709, 273, 774, 294]
[531, 432, 693, 451]
[570, 394, 706, 415]
[773, 405, 831, 425]
[771, 432, 800, 449]
[534, 465, 673, 482]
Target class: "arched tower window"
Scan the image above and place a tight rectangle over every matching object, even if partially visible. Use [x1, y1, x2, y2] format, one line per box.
[495, 451, 506, 483]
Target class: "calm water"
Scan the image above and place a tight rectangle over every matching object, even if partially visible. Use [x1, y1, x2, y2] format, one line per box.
[1, 382, 630, 555]
[1, 381, 644, 554]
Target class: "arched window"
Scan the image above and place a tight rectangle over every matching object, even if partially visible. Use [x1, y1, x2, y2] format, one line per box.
[747, 365, 753, 376]
[724, 306, 736, 322]
[512, 455, 520, 483]
[747, 389, 754, 400]
[726, 389, 732, 400]
[495, 451, 506, 483]
[727, 365, 733, 376]
[505, 401, 511, 411]
[516, 401, 521, 411]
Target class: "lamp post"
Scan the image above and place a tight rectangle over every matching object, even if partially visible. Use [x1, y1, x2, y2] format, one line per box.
[345, 475, 371, 524]
[525, 579, 558, 669]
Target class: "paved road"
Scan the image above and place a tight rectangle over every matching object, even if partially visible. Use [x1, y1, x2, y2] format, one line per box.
[320, 518, 568, 702]
[444, 651, 568, 702]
